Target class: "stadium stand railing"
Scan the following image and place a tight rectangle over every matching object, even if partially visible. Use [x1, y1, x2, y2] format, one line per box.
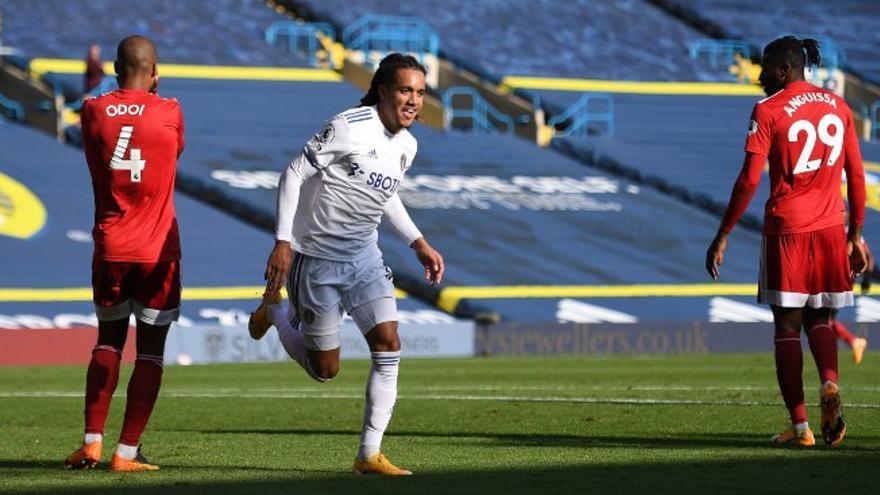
[442, 86, 515, 135]
[0, 92, 25, 121]
[265, 20, 338, 68]
[546, 94, 614, 138]
[870, 101, 880, 143]
[342, 15, 438, 64]
[688, 39, 753, 70]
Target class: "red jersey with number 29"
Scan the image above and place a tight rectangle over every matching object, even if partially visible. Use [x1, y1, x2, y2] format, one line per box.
[745, 80, 864, 235]
[81, 89, 185, 262]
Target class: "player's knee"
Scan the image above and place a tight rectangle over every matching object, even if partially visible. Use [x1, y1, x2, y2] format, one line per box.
[307, 360, 339, 382]
[370, 335, 400, 353]
[366, 322, 400, 352]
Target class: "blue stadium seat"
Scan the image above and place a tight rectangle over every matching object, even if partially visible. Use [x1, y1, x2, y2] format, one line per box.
[667, 0, 880, 84]
[294, 0, 731, 83]
[0, 0, 310, 67]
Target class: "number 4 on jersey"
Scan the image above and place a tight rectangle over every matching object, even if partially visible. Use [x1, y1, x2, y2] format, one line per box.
[110, 125, 146, 182]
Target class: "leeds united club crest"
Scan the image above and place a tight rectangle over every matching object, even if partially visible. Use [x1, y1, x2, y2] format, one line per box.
[400, 153, 408, 171]
[309, 124, 335, 151]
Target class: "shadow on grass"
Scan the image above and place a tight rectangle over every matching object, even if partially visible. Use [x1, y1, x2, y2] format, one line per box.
[172, 427, 880, 452]
[3, 455, 880, 495]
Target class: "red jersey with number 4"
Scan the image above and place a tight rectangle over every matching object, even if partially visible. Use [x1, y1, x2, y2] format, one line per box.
[745, 80, 864, 235]
[81, 89, 185, 262]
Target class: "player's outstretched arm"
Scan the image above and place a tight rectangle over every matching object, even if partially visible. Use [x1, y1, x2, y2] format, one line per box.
[411, 237, 444, 286]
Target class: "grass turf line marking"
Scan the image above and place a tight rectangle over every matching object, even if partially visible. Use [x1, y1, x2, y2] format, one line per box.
[4, 391, 879, 408]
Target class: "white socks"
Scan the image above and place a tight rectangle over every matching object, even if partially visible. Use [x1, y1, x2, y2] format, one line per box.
[358, 351, 401, 460]
[272, 304, 307, 366]
[272, 303, 328, 383]
[115, 443, 138, 460]
[84, 433, 103, 445]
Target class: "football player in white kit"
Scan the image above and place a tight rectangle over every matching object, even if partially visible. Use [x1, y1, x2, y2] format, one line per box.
[249, 53, 444, 476]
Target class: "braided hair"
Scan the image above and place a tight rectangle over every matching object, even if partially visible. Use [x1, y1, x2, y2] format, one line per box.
[359, 53, 427, 107]
[763, 35, 821, 68]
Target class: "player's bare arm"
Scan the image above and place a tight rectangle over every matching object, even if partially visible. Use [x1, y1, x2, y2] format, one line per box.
[706, 232, 728, 281]
[411, 237, 444, 286]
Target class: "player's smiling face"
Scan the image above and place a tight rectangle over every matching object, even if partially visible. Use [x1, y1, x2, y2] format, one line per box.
[379, 68, 425, 133]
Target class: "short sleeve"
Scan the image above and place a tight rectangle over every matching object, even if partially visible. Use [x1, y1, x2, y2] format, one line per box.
[303, 116, 350, 170]
[744, 103, 773, 157]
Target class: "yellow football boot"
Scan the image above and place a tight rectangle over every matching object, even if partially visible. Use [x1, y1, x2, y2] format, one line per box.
[352, 453, 412, 476]
[852, 337, 867, 365]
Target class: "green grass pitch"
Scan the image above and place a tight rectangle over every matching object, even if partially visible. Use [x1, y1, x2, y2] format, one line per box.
[1, 353, 879, 494]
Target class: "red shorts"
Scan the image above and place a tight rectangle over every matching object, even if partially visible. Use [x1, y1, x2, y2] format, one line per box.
[92, 259, 181, 325]
[759, 225, 853, 308]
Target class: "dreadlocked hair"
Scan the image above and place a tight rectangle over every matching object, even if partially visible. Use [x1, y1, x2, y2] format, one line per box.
[359, 53, 427, 107]
[764, 35, 821, 68]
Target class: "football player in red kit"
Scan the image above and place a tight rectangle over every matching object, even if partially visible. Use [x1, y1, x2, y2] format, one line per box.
[707, 36, 866, 447]
[65, 35, 185, 472]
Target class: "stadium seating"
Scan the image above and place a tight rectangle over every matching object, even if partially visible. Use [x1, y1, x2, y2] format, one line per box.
[0, 0, 309, 67]
[293, 0, 730, 82]
[551, 90, 880, 253]
[550, 91, 766, 226]
[665, 0, 880, 84]
[146, 76, 764, 321]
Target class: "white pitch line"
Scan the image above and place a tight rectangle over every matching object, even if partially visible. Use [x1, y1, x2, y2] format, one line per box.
[2, 390, 879, 408]
[67, 384, 880, 393]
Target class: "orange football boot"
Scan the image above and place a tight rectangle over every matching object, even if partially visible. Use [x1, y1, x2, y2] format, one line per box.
[109, 447, 159, 472]
[770, 426, 816, 446]
[820, 381, 846, 446]
[64, 441, 102, 469]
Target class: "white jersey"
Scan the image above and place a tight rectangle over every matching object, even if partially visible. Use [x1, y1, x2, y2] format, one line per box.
[288, 106, 418, 261]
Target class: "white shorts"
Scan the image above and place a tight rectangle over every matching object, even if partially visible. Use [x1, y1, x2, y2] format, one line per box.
[286, 252, 398, 351]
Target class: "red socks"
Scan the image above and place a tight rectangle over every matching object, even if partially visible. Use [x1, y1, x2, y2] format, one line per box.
[774, 331, 807, 425]
[84, 345, 122, 434]
[807, 323, 839, 385]
[832, 321, 856, 346]
[119, 355, 164, 446]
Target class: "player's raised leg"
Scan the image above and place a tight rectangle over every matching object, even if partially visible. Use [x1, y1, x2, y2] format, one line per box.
[831, 317, 868, 365]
